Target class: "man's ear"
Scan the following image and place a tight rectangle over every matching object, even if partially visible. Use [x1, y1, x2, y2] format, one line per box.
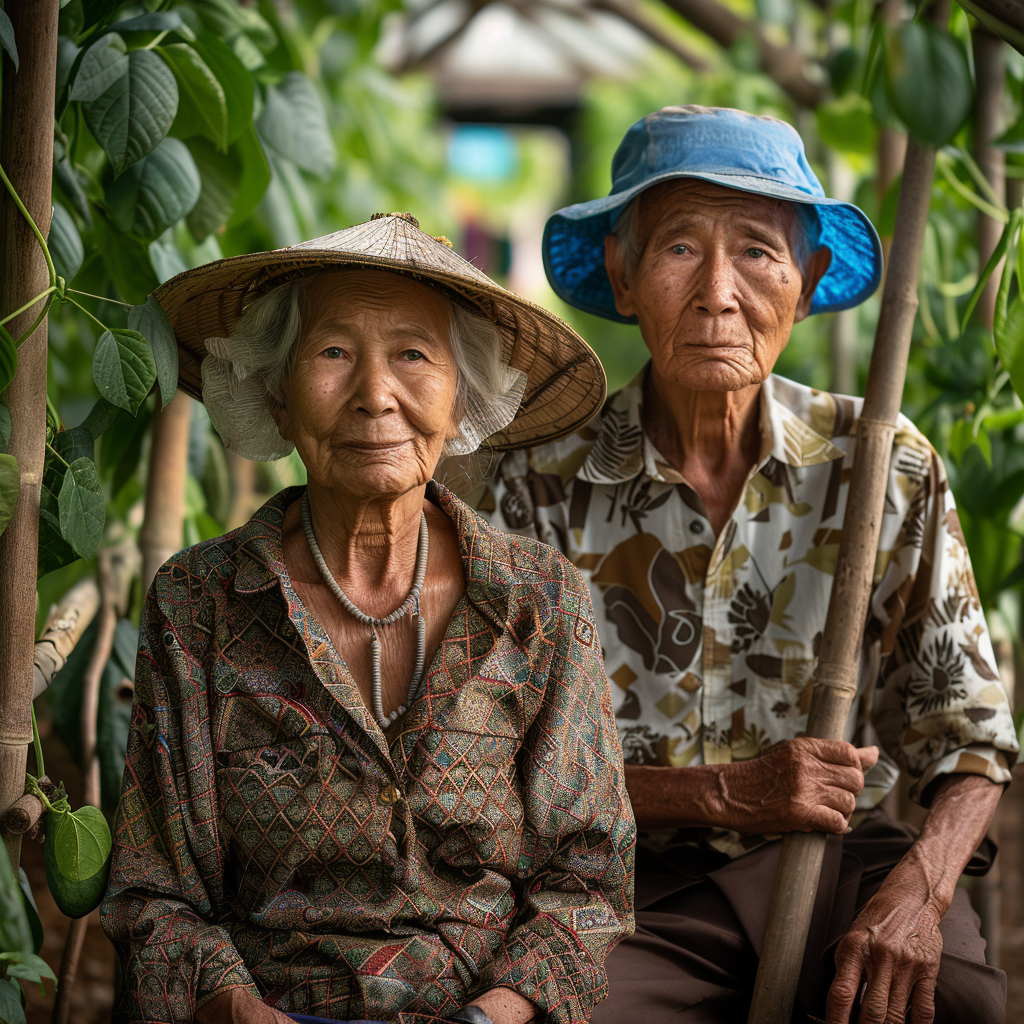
[604, 235, 637, 319]
[794, 246, 832, 322]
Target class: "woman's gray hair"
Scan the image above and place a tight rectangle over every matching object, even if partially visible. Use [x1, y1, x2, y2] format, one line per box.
[610, 192, 821, 278]
[201, 277, 527, 465]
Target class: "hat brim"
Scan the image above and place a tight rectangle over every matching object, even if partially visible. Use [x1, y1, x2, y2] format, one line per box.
[155, 240, 606, 453]
[543, 169, 883, 322]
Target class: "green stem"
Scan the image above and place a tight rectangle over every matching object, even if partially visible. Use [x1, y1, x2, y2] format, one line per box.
[13, 295, 55, 348]
[24, 775, 56, 814]
[64, 295, 108, 332]
[0, 160, 57, 288]
[66, 288, 132, 310]
[44, 440, 71, 470]
[31, 704, 45, 779]
[0, 285, 56, 327]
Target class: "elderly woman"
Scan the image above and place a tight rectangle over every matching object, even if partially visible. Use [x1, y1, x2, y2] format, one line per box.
[101, 213, 634, 1024]
[485, 108, 1018, 1023]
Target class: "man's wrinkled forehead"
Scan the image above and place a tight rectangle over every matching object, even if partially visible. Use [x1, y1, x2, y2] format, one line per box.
[637, 179, 798, 240]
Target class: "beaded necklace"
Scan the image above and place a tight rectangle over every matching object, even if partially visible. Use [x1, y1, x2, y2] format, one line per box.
[301, 493, 428, 729]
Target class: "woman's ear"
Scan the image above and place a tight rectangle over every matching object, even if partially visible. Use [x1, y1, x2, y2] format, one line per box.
[267, 394, 292, 442]
[794, 246, 832, 322]
[605, 235, 637, 319]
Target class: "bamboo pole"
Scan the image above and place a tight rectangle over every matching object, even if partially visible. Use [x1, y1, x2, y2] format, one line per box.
[747, 13, 947, 1023]
[33, 577, 101, 698]
[138, 390, 192, 592]
[0, 2, 59, 870]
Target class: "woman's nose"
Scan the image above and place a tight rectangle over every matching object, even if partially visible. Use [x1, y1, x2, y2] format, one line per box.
[349, 355, 396, 416]
[692, 248, 739, 316]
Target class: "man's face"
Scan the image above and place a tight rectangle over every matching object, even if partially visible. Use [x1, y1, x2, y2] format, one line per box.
[604, 180, 831, 392]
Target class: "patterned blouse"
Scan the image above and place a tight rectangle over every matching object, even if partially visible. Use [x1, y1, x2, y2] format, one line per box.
[481, 367, 1018, 858]
[101, 483, 635, 1024]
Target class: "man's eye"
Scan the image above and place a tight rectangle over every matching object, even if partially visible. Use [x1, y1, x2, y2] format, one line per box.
[747, 248, 765, 258]
[671, 244, 689, 255]
[324, 346, 342, 359]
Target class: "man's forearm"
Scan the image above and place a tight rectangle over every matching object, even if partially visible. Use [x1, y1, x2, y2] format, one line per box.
[897, 773, 1003, 912]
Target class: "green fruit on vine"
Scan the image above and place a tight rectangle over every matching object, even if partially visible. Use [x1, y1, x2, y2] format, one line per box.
[44, 805, 112, 919]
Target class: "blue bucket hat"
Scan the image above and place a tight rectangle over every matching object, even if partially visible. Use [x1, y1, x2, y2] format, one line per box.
[543, 105, 883, 321]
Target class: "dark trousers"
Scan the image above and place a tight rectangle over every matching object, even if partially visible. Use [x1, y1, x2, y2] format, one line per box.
[591, 811, 1006, 1024]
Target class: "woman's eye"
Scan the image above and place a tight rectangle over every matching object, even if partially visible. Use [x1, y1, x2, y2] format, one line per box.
[323, 346, 342, 359]
[402, 350, 425, 362]
[671, 244, 689, 255]
[747, 248, 766, 258]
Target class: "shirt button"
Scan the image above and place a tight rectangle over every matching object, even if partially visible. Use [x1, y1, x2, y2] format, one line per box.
[379, 784, 401, 805]
[690, 520, 705, 534]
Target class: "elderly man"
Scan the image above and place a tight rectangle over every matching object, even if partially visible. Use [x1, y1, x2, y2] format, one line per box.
[482, 107, 1018, 1023]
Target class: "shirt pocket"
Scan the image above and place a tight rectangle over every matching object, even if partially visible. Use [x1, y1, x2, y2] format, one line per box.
[405, 727, 524, 873]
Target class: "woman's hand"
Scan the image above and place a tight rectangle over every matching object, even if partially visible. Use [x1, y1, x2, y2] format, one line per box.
[716, 738, 879, 834]
[468, 986, 538, 1024]
[195, 988, 293, 1024]
[826, 859, 944, 1024]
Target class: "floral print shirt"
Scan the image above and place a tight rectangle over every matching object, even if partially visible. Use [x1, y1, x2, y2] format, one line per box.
[480, 368, 1018, 858]
[101, 484, 635, 1024]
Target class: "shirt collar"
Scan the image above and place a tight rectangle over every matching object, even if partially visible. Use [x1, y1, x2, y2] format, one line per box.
[578, 364, 843, 485]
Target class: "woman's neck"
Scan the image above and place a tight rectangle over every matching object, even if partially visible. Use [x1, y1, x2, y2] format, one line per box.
[642, 366, 763, 534]
[302, 482, 428, 616]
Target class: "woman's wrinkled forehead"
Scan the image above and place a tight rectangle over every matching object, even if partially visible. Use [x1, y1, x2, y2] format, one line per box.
[295, 268, 453, 323]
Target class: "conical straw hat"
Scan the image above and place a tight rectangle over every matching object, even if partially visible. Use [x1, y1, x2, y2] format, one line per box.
[155, 212, 606, 452]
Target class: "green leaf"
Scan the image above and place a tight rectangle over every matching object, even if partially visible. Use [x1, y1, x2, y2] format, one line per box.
[92, 328, 157, 414]
[815, 93, 877, 156]
[961, 210, 1020, 332]
[995, 296, 1024, 402]
[109, 12, 183, 34]
[0, 978, 25, 1024]
[69, 32, 128, 102]
[51, 805, 111, 880]
[17, 871, 43, 956]
[128, 296, 178, 407]
[257, 72, 335, 178]
[160, 43, 228, 150]
[0, 10, 19, 73]
[227, 124, 271, 228]
[4, 951, 57, 993]
[885, 21, 972, 147]
[95, 215, 159, 305]
[105, 137, 201, 239]
[185, 137, 239, 242]
[53, 142, 92, 228]
[48, 202, 84, 283]
[0, 325, 16, 393]
[148, 237, 188, 284]
[58, 456, 104, 558]
[53, 425, 94, 465]
[0, 453, 18, 541]
[80, 398, 118, 439]
[0, 839, 31, 956]
[38, 464, 77, 577]
[193, 32, 253, 144]
[0, 404, 10, 452]
[82, 48, 178, 175]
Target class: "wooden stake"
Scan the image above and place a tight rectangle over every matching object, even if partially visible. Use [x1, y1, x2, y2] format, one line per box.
[0, 2, 59, 870]
[747, 13, 947, 1021]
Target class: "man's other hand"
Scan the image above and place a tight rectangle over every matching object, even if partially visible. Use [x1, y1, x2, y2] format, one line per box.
[717, 738, 879, 835]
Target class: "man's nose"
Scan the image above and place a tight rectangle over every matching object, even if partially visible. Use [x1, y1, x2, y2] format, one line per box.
[692, 248, 739, 316]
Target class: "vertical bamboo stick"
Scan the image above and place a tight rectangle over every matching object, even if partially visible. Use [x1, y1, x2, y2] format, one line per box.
[746, 12, 947, 1017]
[0, 2, 59, 869]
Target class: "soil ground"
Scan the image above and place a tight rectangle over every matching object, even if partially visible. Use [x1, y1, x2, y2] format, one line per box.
[16, 721, 1024, 1024]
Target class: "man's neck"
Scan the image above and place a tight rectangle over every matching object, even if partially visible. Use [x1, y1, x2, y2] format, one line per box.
[641, 366, 764, 535]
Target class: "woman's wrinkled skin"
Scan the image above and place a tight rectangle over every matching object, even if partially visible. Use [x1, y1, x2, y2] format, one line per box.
[197, 270, 538, 1024]
[604, 178, 1002, 1024]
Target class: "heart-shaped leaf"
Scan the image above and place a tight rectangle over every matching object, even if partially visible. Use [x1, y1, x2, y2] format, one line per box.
[95, 215, 159, 305]
[0, 324, 17, 393]
[18, 869, 43, 955]
[0, 453, 19, 539]
[0, 404, 11, 451]
[54, 142, 92, 228]
[885, 21, 972, 146]
[995, 296, 1024, 402]
[185, 136, 240, 242]
[128, 295, 178, 407]
[0, 9, 19, 73]
[194, 32, 254, 144]
[70, 32, 128, 102]
[109, 12, 183, 34]
[148, 237, 188, 284]
[51, 805, 111, 880]
[92, 327, 157, 414]
[257, 72, 335, 178]
[105, 137, 201, 238]
[160, 43, 228, 150]
[816, 93, 878, 156]
[0, 978, 25, 1024]
[227, 124, 271, 228]
[83, 48, 178, 175]
[58, 456, 105, 558]
[48, 202, 84, 283]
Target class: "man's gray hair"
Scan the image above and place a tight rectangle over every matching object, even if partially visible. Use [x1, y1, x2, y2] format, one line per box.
[610, 191, 821, 278]
[201, 277, 527, 464]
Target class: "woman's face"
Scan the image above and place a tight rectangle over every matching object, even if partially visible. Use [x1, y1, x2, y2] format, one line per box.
[272, 270, 459, 501]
